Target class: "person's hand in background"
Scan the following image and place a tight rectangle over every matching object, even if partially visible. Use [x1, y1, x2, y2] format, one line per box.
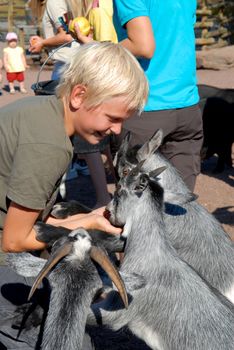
[29, 35, 44, 53]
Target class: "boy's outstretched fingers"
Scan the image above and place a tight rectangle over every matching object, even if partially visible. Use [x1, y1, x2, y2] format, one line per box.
[90, 214, 122, 235]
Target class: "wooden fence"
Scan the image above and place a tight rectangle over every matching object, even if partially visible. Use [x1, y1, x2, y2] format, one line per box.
[196, 0, 234, 50]
[1, 0, 234, 53]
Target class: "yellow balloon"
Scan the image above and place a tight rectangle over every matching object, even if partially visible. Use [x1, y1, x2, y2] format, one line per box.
[69, 17, 91, 36]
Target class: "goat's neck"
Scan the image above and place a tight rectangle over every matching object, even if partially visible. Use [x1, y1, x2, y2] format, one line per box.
[42, 260, 99, 350]
[122, 200, 171, 268]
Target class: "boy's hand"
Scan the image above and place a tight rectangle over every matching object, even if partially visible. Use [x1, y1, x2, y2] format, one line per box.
[88, 213, 122, 235]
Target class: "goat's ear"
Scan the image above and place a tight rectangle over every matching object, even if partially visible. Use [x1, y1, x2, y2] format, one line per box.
[136, 129, 163, 161]
[133, 174, 148, 194]
[164, 191, 198, 205]
[6, 253, 46, 277]
[113, 131, 131, 167]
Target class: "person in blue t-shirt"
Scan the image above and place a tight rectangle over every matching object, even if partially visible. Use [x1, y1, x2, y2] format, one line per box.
[113, 0, 203, 191]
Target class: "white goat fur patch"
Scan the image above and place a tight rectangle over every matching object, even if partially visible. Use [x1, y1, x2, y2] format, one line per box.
[130, 320, 164, 350]
[225, 284, 234, 304]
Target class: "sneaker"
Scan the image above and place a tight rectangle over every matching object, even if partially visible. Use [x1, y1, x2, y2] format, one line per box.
[10, 88, 16, 94]
[20, 88, 27, 94]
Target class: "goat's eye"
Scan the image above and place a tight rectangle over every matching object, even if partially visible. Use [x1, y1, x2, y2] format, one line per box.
[123, 167, 129, 176]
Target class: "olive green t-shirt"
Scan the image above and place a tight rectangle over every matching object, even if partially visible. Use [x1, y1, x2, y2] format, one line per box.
[0, 95, 73, 229]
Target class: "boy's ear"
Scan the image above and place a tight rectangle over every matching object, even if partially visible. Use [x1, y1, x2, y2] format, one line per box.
[70, 84, 87, 109]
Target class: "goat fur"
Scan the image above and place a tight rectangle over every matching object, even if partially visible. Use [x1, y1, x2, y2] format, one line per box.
[86, 164, 234, 350]
[112, 129, 234, 303]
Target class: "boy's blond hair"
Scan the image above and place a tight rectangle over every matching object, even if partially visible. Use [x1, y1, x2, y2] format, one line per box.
[56, 42, 148, 113]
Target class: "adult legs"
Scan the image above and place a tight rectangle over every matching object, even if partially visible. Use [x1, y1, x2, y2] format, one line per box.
[232, 143, 234, 168]
[84, 152, 111, 208]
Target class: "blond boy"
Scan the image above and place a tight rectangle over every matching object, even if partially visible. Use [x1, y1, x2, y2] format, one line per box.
[0, 41, 148, 253]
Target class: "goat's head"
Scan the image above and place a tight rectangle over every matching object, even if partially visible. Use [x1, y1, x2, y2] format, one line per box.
[28, 228, 128, 309]
[107, 161, 167, 227]
[114, 129, 197, 205]
[113, 129, 163, 179]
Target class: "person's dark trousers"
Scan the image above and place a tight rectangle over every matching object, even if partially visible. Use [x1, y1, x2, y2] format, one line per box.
[117, 103, 203, 192]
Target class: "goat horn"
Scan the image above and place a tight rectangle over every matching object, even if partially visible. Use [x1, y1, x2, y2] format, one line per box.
[90, 246, 128, 309]
[149, 166, 167, 178]
[129, 159, 146, 176]
[28, 242, 73, 301]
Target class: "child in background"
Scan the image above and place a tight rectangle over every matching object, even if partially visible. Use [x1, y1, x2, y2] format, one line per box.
[3, 32, 28, 94]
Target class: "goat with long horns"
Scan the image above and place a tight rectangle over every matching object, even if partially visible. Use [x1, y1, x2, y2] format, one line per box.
[4, 228, 128, 350]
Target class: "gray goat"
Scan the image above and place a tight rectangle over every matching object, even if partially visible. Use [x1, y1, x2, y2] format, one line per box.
[87, 162, 234, 350]
[6, 228, 128, 350]
[112, 129, 234, 303]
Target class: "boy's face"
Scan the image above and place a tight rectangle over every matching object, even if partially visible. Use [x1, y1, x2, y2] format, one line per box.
[73, 96, 134, 144]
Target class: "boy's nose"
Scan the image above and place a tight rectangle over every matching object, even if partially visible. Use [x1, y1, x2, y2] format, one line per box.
[110, 123, 122, 135]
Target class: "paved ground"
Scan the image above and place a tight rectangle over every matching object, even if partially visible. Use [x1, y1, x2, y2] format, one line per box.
[196, 68, 234, 239]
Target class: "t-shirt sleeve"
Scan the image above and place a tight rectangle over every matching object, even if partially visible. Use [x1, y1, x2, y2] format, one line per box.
[46, 0, 68, 29]
[7, 143, 69, 210]
[114, 0, 149, 27]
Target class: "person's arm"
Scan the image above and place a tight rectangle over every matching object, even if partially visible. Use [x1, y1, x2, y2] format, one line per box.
[120, 16, 155, 59]
[2, 202, 44, 252]
[0, 58, 2, 83]
[3, 51, 11, 72]
[46, 211, 121, 233]
[29, 27, 73, 53]
[21, 51, 29, 69]
[1, 202, 121, 253]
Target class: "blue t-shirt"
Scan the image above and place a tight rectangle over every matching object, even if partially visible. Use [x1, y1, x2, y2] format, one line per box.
[113, 0, 199, 111]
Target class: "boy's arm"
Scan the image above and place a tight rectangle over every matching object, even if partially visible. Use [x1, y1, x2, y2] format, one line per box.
[2, 202, 45, 252]
[1, 202, 121, 253]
